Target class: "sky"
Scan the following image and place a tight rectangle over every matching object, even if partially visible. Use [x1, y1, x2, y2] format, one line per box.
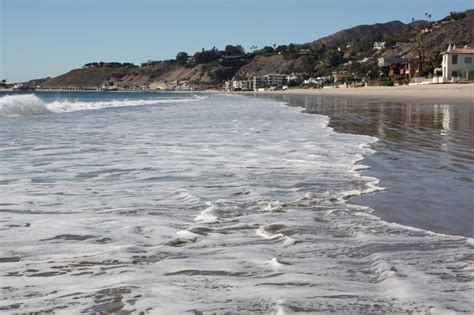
[1, 0, 472, 82]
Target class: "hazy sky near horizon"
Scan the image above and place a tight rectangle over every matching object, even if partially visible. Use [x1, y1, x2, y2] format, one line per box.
[1, 0, 472, 82]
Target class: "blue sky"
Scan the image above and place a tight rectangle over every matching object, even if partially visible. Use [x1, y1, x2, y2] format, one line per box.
[1, 0, 472, 82]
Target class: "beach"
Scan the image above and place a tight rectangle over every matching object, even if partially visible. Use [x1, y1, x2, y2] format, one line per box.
[249, 83, 474, 105]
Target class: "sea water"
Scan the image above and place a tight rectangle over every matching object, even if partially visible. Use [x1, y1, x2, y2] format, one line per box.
[0, 92, 472, 313]
[256, 93, 474, 238]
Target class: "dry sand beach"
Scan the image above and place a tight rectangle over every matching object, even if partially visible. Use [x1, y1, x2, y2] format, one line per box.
[250, 83, 474, 105]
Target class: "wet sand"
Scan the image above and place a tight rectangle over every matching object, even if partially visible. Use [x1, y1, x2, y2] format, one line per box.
[250, 83, 474, 105]
[253, 93, 474, 237]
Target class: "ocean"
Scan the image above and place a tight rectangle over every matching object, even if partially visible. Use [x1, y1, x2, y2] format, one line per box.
[0, 91, 472, 314]
[256, 93, 474, 238]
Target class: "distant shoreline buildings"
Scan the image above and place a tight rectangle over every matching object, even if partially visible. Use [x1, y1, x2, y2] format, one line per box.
[223, 44, 474, 91]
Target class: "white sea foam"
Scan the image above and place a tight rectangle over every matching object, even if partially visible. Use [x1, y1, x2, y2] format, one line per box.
[267, 257, 290, 269]
[256, 224, 297, 246]
[0, 94, 52, 116]
[0, 93, 472, 314]
[263, 200, 284, 212]
[194, 203, 220, 223]
[0, 93, 204, 117]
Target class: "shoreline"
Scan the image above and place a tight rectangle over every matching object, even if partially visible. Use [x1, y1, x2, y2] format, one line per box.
[2, 83, 473, 104]
[251, 92, 474, 238]
[240, 83, 474, 105]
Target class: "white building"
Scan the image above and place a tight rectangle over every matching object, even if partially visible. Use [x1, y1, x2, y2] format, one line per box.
[253, 77, 263, 91]
[262, 74, 287, 87]
[225, 80, 252, 91]
[441, 44, 474, 81]
[373, 42, 386, 50]
[286, 73, 303, 83]
[232, 80, 252, 90]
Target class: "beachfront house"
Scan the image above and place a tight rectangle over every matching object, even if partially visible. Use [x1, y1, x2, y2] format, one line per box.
[175, 80, 193, 91]
[262, 74, 287, 87]
[378, 56, 419, 81]
[332, 70, 352, 83]
[249, 74, 288, 91]
[441, 44, 474, 82]
[378, 56, 405, 78]
[229, 80, 252, 91]
[286, 73, 304, 84]
[226, 74, 289, 91]
[400, 57, 420, 80]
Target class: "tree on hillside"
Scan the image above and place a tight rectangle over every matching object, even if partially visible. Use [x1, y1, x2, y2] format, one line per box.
[176, 52, 189, 66]
[353, 36, 375, 53]
[122, 63, 137, 68]
[348, 61, 380, 80]
[423, 51, 442, 75]
[325, 49, 345, 67]
[275, 45, 288, 53]
[209, 67, 237, 83]
[224, 45, 245, 56]
[288, 43, 298, 53]
[194, 48, 220, 64]
[261, 46, 275, 54]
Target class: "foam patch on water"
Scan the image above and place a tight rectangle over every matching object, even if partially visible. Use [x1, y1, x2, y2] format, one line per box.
[195, 203, 220, 223]
[263, 200, 285, 212]
[256, 224, 297, 246]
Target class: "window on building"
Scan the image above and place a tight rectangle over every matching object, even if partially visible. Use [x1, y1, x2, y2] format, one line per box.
[465, 56, 473, 64]
[452, 55, 458, 64]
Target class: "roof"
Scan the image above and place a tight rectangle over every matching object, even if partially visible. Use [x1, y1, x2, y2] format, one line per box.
[442, 47, 474, 54]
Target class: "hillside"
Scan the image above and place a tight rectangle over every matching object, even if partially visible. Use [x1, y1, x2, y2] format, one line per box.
[312, 20, 411, 47]
[35, 9, 473, 89]
[422, 11, 474, 51]
[40, 62, 229, 89]
[233, 54, 319, 79]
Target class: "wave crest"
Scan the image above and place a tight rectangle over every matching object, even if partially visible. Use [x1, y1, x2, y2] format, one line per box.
[0, 94, 205, 117]
[0, 94, 51, 117]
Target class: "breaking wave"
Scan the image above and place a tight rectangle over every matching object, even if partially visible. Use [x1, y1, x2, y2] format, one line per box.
[0, 94, 52, 116]
[0, 94, 204, 117]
